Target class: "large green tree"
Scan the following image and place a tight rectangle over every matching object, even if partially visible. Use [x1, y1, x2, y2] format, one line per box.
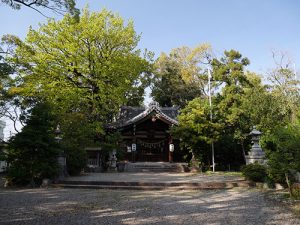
[5, 8, 152, 135]
[211, 50, 253, 157]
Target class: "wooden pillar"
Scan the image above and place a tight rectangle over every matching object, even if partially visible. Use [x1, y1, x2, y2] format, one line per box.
[169, 150, 173, 162]
[97, 152, 100, 167]
[132, 124, 136, 162]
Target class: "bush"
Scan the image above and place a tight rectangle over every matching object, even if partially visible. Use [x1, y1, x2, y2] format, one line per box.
[264, 175, 275, 189]
[65, 146, 87, 176]
[241, 163, 267, 182]
[291, 183, 300, 200]
[262, 124, 300, 184]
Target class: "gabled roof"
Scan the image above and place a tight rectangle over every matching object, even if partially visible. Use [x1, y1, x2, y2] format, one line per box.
[109, 101, 179, 128]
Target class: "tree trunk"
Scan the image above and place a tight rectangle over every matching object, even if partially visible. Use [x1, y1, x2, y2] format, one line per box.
[285, 172, 292, 198]
[241, 140, 246, 163]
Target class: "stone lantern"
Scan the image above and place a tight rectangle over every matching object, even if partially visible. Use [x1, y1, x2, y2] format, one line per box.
[245, 126, 266, 165]
[55, 125, 68, 179]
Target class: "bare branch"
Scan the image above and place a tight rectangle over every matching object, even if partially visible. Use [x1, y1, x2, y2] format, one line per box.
[2, 0, 78, 17]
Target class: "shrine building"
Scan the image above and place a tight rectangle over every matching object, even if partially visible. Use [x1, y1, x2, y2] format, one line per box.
[109, 101, 180, 162]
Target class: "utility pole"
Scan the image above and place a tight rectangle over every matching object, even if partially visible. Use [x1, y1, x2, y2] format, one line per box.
[208, 68, 215, 172]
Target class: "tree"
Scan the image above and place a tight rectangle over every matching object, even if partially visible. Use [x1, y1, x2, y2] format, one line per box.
[1, 0, 79, 17]
[125, 69, 153, 107]
[172, 98, 222, 166]
[6, 102, 59, 185]
[5, 8, 152, 135]
[267, 51, 300, 122]
[151, 44, 211, 108]
[0, 35, 28, 133]
[211, 50, 252, 158]
[169, 50, 251, 169]
[241, 72, 291, 133]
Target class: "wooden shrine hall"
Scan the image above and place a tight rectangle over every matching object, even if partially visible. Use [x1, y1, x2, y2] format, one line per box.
[109, 101, 180, 162]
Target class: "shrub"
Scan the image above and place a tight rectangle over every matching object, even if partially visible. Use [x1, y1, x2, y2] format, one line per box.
[291, 183, 300, 200]
[241, 163, 267, 182]
[264, 175, 275, 189]
[262, 124, 300, 184]
[66, 147, 87, 175]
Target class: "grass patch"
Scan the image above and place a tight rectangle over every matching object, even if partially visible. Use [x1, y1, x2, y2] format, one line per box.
[204, 171, 243, 176]
[292, 203, 300, 217]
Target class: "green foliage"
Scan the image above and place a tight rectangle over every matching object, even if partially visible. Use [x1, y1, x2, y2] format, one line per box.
[151, 44, 210, 108]
[268, 66, 300, 122]
[242, 73, 290, 133]
[262, 124, 300, 184]
[6, 102, 59, 185]
[100, 131, 121, 152]
[101, 131, 121, 163]
[169, 49, 299, 172]
[291, 184, 300, 200]
[214, 133, 246, 171]
[241, 163, 267, 182]
[65, 145, 86, 176]
[172, 97, 222, 163]
[5, 8, 152, 135]
[264, 176, 275, 189]
[212, 50, 251, 135]
[170, 50, 254, 167]
[58, 112, 95, 175]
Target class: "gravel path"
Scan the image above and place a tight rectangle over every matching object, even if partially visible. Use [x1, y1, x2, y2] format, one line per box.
[0, 187, 299, 225]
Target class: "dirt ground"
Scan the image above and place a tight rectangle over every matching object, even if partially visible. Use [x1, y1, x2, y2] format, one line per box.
[0, 187, 299, 225]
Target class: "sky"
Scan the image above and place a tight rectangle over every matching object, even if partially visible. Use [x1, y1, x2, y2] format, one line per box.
[0, 0, 300, 138]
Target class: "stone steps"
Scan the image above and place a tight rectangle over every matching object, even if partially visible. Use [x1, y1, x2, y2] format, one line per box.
[53, 180, 253, 190]
[123, 162, 188, 172]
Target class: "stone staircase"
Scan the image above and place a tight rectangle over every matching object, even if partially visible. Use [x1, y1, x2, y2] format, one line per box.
[123, 162, 189, 172]
[53, 180, 253, 191]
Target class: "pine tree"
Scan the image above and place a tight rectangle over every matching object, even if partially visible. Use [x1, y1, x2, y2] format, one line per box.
[6, 102, 59, 185]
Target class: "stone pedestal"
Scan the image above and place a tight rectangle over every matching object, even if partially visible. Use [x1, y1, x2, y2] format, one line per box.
[246, 126, 266, 165]
[190, 153, 200, 172]
[57, 154, 68, 179]
[108, 149, 117, 172]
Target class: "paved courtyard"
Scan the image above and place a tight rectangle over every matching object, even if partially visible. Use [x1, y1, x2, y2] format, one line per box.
[0, 187, 299, 225]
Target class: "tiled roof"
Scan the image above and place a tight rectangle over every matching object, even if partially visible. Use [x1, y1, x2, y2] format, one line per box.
[109, 101, 179, 128]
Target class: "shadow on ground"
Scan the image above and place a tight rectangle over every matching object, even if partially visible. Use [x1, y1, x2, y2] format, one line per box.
[0, 187, 299, 225]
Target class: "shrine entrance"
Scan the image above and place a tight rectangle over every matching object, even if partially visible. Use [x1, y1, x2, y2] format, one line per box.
[136, 139, 167, 162]
[122, 117, 172, 162]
